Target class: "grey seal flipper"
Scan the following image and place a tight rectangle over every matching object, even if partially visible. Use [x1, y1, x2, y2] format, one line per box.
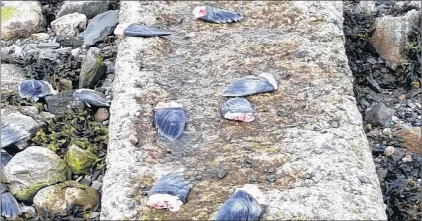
[73, 89, 110, 107]
[223, 73, 278, 97]
[220, 98, 255, 122]
[1, 123, 30, 149]
[18, 79, 57, 101]
[214, 184, 267, 221]
[193, 6, 243, 24]
[1, 184, 21, 218]
[147, 173, 192, 212]
[1, 149, 13, 167]
[153, 101, 186, 141]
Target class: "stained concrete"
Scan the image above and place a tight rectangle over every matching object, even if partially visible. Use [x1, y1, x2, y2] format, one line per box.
[101, 1, 387, 220]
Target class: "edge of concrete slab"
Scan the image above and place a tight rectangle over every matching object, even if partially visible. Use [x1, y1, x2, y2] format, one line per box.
[101, 1, 388, 220]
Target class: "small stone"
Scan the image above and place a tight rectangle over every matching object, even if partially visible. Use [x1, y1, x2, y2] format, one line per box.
[94, 108, 110, 122]
[195, 175, 202, 180]
[249, 175, 257, 183]
[51, 12, 87, 36]
[56, 1, 110, 19]
[37, 42, 61, 49]
[364, 102, 395, 127]
[358, 176, 371, 184]
[394, 127, 421, 154]
[38, 49, 58, 60]
[71, 47, 81, 57]
[1, 64, 26, 91]
[384, 146, 395, 157]
[402, 154, 413, 162]
[84, 10, 119, 46]
[245, 158, 253, 164]
[79, 47, 106, 88]
[367, 57, 377, 64]
[33, 181, 99, 216]
[89, 212, 101, 219]
[217, 168, 227, 179]
[267, 168, 275, 173]
[128, 135, 138, 145]
[45, 90, 76, 115]
[30, 33, 50, 40]
[64, 144, 99, 175]
[267, 175, 276, 183]
[91, 181, 102, 190]
[20, 206, 37, 219]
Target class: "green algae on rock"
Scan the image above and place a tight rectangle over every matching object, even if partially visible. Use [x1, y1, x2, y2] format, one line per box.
[64, 144, 100, 174]
[33, 181, 99, 216]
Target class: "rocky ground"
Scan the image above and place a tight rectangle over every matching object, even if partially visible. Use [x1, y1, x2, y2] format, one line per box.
[343, 1, 421, 221]
[1, 0, 119, 220]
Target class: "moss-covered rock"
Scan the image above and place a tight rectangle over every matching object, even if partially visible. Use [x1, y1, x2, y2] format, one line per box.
[33, 181, 99, 216]
[78, 47, 106, 88]
[64, 144, 100, 174]
[3, 146, 71, 201]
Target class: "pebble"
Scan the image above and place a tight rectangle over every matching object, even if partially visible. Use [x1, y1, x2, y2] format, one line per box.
[267, 174, 277, 183]
[80, 177, 92, 186]
[94, 108, 110, 122]
[267, 168, 275, 173]
[91, 181, 102, 190]
[217, 168, 227, 179]
[128, 135, 138, 145]
[195, 175, 202, 180]
[402, 154, 413, 162]
[37, 42, 61, 49]
[384, 146, 395, 157]
[21, 206, 37, 219]
[30, 33, 50, 40]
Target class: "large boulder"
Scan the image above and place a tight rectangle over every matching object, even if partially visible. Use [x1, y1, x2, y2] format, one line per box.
[3, 146, 71, 201]
[56, 1, 110, 19]
[33, 181, 99, 216]
[370, 9, 420, 69]
[78, 47, 106, 88]
[64, 144, 100, 175]
[51, 12, 87, 36]
[0, 1, 44, 40]
[83, 10, 119, 46]
[0, 64, 26, 91]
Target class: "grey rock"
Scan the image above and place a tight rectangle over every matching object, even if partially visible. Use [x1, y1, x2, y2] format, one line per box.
[45, 90, 76, 115]
[0, 64, 26, 91]
[364, 102, 395, 127]
[57, 1, 110, 19]
[91, 181, 103, 190]
[38, 49, 58, 60]
[79, 47, 106, 88]
[30, 33, 50, 40]
[51, 12, 87, 36]
[3, 146, 71, 201]
[37, 42, 61, 49]
[84, 10, 119, 46]
[33, 181, 99, 216]
[1, 1, 45, 40]
[20, 206, 37, 219]
[370, 9, 420, 69]
[101, 1, 387, 220]
[1, 107, 41, 149]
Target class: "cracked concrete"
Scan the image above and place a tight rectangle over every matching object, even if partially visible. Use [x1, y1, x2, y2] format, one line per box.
[101, 1, 387, 220]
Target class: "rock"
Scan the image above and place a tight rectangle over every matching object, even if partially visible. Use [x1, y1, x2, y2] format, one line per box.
[40, 112, 56, 121]
[0, 64, 26, 91]
[30, 33, 50, 40]
[83, 10, 119, 46]
[51, 12, 87, 36]
[0, 1, 45, 40]
[3, 146, 71, 201]
[91, 181, 102, 191]
[384, 146, 395, 157]
[79, 47, 106, 88]
[64, 144, 100, 175]
[358, 1, 376, 14]
[57, 1, 110, 19]
[128, 134, 138, 145]
[20, 206, 37, 219]
[45, 90, 85, 115]
[38, 49, 58, 60]
[370, 9, 420, 69]
[364, 102, 395, 127]
[37, 42, 61, 49]
[394, 127, 421, 154]
[94, 108, 110, 122]
[33, 181, 100, 216]
[1, 107, 42, 149]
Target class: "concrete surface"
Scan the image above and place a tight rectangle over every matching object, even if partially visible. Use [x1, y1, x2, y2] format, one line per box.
[101, 1, 388, 220]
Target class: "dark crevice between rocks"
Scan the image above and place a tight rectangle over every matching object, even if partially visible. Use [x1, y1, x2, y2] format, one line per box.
[1, 0, 120, 220]
[344, 1, 421, 221]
